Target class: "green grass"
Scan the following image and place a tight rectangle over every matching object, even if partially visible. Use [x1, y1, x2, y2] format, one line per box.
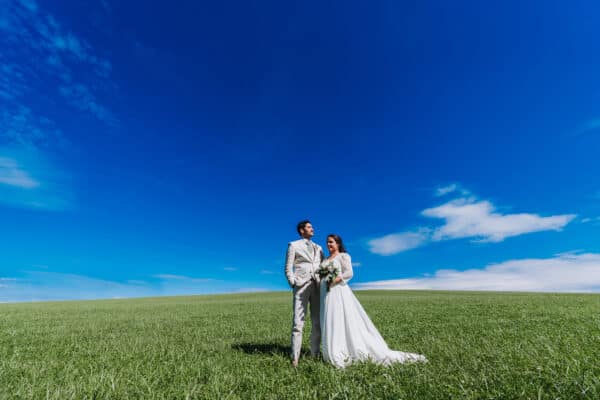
[0, 291, 598, 399]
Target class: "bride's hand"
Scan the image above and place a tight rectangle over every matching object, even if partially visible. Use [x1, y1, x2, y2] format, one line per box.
[329, 277, 342, 289]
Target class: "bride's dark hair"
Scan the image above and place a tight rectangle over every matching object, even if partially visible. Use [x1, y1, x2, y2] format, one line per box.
[327, 234, 347, 253]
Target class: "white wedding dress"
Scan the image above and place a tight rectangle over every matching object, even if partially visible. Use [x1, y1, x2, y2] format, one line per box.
[320, 253, 427, 368]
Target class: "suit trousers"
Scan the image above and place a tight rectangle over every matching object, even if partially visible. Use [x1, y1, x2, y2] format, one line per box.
[291, 278, 321, 360]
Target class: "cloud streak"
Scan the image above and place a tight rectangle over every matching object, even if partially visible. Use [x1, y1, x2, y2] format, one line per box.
[575, 119, 600, 136]
[152, 274, 213, 283]
[0, 271, 155, 302]
[0, 270, 276, 303]
[368, 187, 575, 255]
[0, 0, 118, 143]
[0, 0, 119, 210]
[355, 252, 600, 293]
[1, 106, 66, 151]
[368, 230, 430, 256]
[0, 147, 73, 210]
[0, 156, 39, 188]
[422, 198, 575, 243]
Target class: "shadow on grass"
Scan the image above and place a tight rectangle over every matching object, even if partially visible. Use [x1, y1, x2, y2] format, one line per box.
[233, 342, 309, 357]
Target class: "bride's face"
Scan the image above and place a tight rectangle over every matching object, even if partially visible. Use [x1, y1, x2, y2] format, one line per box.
[326, 237, 338, 253]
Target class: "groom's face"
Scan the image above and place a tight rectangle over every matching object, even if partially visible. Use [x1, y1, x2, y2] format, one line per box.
[301, 223, 314, 239]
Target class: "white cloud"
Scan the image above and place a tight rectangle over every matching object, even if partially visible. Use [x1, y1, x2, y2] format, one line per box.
[153, 274, 213, 283]
[367, 190, 576, 255]
[223, 267, 237, 271]
[355, 253, 600, 292]
[352, 262, 362, 267]
[422, 198, 576, 242]
[0, 157, 39, 188]
[435, 184, 458, 197]
[367, 230, 430, 256]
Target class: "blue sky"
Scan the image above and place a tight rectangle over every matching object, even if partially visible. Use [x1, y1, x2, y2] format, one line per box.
[1, 0, 600, 302]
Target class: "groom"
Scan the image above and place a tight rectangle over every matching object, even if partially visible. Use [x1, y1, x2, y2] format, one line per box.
[285, 220, 324, 367]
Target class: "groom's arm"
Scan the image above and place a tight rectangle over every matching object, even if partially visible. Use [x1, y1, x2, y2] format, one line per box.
[284, 243, 296, 288]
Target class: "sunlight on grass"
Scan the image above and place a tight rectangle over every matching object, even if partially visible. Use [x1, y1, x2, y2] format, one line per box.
[0, 291, 598, 399]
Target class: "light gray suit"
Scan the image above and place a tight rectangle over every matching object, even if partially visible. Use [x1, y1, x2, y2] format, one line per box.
[285, 238, 324, 361]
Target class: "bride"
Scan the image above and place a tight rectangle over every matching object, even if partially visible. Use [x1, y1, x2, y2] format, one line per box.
[319, 234, 427, 368]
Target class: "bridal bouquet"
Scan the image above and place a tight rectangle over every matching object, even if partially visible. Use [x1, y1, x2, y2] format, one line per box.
[318, 260, 339, 291]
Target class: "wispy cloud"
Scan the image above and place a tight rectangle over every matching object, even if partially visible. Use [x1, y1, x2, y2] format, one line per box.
[153, 274, 213, 283]
[434, 183, 471, 197]
[580, 216, 600, 224]
[423, 198, 575, 243]
[0, 147, 72, 210]
[575, 119, 600, 136]
[0, 63, 29, 101]
[0, 0, 118, 211]
[367, 187, 576, 255]
[355, 252, 600, 292]
[223, 267, 238, 271]
[435, 184, 458, 197]
[260, 269, 276, 275]
[2, 0, 112, 79]
[368, 230, 430, 256]
[126, 280, 147, 285]
[1, 106, 66, 151]
[0, 270, 278, 303]
[0, 156, 39, 188]
[0, 271, 155, 302]
[59, 84, 117, 127]
[0, 0, 118, 143]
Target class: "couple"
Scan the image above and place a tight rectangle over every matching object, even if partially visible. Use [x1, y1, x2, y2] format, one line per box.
[284, 220, 427, 368]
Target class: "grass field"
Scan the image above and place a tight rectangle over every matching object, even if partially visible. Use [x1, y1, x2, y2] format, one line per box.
[0, 290, 598, 399]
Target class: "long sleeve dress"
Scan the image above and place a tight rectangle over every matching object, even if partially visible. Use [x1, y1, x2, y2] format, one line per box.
[320, 252, 427, 368]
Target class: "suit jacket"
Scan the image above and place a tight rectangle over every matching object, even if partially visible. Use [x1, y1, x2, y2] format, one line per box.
[284, 239, 324, 287]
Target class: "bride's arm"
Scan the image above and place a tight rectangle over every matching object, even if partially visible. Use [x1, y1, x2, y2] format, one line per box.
[330, 253, 354, 287]
[339, 253, 354, 283]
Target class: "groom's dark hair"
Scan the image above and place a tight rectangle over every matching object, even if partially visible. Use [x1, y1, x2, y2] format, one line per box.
[297, 220, 311, 235]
